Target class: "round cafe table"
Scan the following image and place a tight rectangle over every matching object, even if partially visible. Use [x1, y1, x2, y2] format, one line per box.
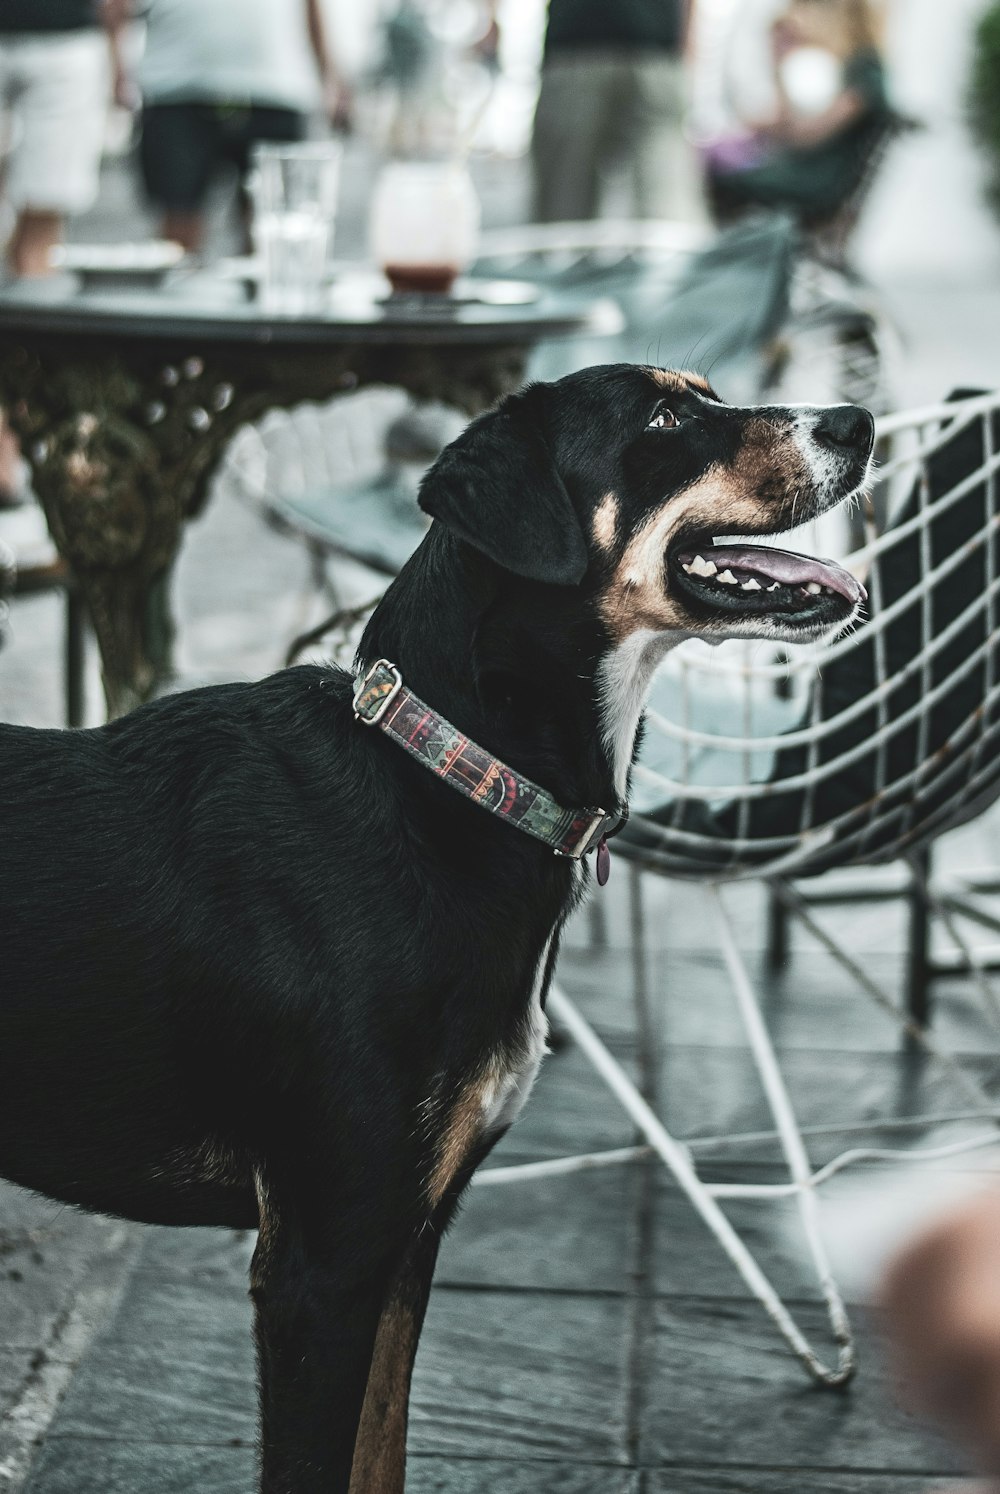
[0, 268, 618, 718]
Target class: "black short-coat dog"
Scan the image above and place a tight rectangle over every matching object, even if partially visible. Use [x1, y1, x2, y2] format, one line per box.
[0, 365, 873, 1492]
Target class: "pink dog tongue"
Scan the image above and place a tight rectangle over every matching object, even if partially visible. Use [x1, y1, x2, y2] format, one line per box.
[708, 545, 866, 604]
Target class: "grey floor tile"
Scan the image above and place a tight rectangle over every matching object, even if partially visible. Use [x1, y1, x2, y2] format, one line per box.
[438, 1163, 641, 1293]
[136, 1226, 255, 1287]
[646, 1473, 977, 1492]
[644, 947, 1000, 1059]
[638, 1298, 961, 1476]
[655, 1044, 1000, 1166]
[0, 1183, 124, 1354]
[410, 1288, 631, 1465]
[48, 1273, 256, 1446]
[22, 1437, 256, 1494]
[24, 1441, 639, 1494]
[0, 1346, 35, 1418]
[406, 1457, 640, 1492]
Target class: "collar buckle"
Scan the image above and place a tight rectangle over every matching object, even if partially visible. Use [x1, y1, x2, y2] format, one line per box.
[555, 808, 614, 860]
[353, 659, 403, 726]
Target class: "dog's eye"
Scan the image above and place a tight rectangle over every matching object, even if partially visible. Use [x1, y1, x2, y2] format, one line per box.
[648, 406, 679, 430]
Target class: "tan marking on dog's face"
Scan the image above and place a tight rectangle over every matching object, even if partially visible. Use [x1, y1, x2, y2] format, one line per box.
[737, 416, 812, 500]
[592, 492, 620, 553]
[651, 368, 707, 395]
[598, 423, 814, 645]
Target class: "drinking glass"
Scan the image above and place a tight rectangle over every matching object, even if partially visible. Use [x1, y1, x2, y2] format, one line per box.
[250, 141, 342, 315]
[369, 161, 481, 295]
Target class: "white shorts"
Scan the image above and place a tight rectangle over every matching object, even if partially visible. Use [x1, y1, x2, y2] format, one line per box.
[0, 30, 108, 215]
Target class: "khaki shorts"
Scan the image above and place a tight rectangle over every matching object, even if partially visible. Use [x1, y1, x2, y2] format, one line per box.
[0, 30, 108, 215]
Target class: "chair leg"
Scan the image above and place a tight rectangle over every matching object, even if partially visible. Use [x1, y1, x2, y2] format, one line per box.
[587, 889, 608, 950]
[906, 848, 933, 1030]
[547, 968, 855, 1388]
[65, 585, 87, 728]
[628, 862, 647, 1009]
[766, 883, 790, 973]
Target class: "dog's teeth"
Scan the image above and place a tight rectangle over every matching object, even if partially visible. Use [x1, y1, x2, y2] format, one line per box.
[682, 562, 693, 574]
[716, 569, 738, 585]
[805, 582, 823, 595]
[741, 578, 763, 592]
[690, 555, 718, 578]
[768, 582, 781, 592]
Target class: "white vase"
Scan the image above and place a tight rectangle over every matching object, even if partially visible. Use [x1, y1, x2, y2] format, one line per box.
[370, 160, 481, 294]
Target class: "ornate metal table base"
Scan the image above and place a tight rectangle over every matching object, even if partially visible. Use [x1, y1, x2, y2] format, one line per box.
[1, 336, 527, 718]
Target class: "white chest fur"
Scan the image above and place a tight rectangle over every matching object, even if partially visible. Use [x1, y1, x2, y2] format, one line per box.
[597, 628, 682, 801]
[480, 936, 554, 1136]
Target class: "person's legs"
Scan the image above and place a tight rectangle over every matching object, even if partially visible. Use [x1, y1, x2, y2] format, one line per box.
[139, 102, 218, 254]
[531, 55, 615, 222]
[1, 31, 106, 497]
[4, 31, 108, 273]
[6, 210, 61, 276]
[625, 53, 705, 222]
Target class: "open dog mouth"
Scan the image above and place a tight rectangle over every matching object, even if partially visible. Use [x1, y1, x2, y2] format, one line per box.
[671, 537, 866, 631]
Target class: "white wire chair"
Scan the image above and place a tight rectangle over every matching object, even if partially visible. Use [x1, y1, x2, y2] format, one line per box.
[472, 389, 1000, 1389]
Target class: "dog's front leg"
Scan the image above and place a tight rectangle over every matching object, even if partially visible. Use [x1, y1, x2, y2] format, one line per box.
[250, 1200, 395, 1494]
[349, 1137, 503, 1494]
[347, 1224, 441, 1494]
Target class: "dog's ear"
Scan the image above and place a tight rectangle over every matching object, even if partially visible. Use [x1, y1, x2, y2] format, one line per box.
[418, 388, 589, 586]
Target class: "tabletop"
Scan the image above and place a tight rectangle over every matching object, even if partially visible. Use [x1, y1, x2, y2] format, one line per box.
[0, 265, 622, 348]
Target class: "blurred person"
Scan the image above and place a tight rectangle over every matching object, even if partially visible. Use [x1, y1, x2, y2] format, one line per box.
[373, 0, 438, 158]
[530, 0, 701, 222]
[706, 0, 890, 224]
[105, 0, 352, 254]
[470, 0, 501, 76]
[881, 1188, 1000, 1492]
[0, 0, 110, 276]
[0, 0, 111, 503]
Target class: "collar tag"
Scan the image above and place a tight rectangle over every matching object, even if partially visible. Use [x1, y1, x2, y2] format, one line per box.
[596, 836, 612, 887]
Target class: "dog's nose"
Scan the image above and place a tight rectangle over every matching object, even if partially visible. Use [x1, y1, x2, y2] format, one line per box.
[813, 405, 875, 455]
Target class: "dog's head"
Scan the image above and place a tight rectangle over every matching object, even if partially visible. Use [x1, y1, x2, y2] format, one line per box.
[419, 363, 873, 647]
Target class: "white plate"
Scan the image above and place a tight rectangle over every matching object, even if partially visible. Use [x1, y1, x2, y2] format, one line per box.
[52, 241, 187, 284]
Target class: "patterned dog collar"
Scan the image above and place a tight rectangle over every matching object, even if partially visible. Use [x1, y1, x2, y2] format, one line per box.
[352, 659, 624, 867]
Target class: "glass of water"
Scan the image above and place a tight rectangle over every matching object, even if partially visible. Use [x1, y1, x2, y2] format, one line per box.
[250, 141, 342, 315]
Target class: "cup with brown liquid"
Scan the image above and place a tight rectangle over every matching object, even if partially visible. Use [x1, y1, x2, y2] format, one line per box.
[370, 161, 481, 298]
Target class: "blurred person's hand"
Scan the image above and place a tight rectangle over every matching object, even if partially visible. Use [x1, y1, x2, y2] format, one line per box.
[101, 0, 139, 111]
[471, 17, 501, 68]
[322, 73, 354, 135]
[112, 62, 139, 112]
[880, 1190, 1000, 1486]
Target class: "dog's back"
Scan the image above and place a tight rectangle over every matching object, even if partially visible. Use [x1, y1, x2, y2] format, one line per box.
[0, 670, 381, 1225]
